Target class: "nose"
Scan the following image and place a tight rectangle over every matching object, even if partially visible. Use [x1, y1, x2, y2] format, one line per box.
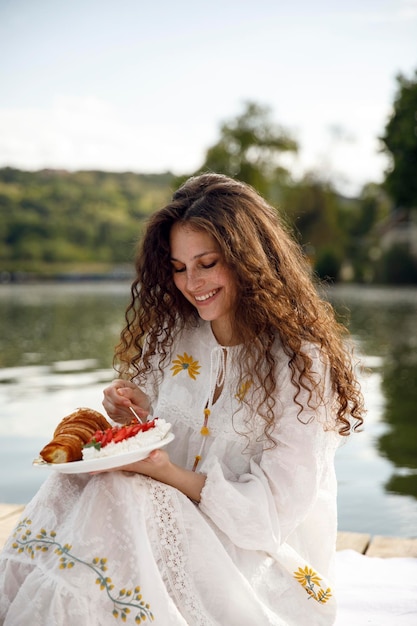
[186, 268, 204, 291]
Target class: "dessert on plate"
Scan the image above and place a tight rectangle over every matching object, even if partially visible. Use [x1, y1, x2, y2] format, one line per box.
[81, 417, 172, 460]
[38, 407, 173, 465]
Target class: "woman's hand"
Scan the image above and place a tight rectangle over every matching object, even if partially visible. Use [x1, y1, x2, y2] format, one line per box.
[117, 448, 171, 479]
[99, 449, 207, 503]
[102, 379, 150, 424]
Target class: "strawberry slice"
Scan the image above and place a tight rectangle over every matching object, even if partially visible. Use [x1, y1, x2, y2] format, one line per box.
[84, 418, 158, 450]
[124, 424, 139, 438]
[101, 428, 114, 447]
[112, 426, 128, 443]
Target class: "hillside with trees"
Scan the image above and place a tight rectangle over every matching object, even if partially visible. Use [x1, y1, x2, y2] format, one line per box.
[1, 68, 416, 284]
[0, 169, 174, 279]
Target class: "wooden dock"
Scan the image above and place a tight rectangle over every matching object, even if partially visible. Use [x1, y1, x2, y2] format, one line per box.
[336, 529, 417, 557]
[1, 503, 417, 557]
[0, 504, 26, 551]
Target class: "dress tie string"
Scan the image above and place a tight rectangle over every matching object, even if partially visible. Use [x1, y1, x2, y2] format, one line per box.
[192, 346, 227, 472]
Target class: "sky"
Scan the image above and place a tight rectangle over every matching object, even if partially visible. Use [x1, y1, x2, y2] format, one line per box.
[0, 0, 416, 196]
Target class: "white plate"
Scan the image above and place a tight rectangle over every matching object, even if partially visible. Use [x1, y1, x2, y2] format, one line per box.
[33, 432, 175, 474]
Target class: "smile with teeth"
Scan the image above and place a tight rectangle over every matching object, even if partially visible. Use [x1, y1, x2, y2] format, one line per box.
[194, 289, 219, 302]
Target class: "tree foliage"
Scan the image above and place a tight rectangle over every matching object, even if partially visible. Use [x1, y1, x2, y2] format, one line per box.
[178, 99, 395, 284]
[195, 101, 298, 197]
[380, 68, 417, 209]
[0, 168, 174, 275]
[3, 84, 414, 283]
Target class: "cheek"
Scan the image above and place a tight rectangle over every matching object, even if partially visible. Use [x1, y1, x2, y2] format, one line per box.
[172, 273, 185, 293]
[221, 268, 237, 294]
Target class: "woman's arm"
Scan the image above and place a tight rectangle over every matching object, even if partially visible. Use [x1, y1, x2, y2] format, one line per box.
[198, 346, 340, 553]
[116, 449, 207, 503]
[103, 381, 206, 501]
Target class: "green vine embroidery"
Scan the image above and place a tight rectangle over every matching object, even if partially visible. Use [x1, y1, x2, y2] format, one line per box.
[12, 518, 154, 623]
[293, 565, 332, 604]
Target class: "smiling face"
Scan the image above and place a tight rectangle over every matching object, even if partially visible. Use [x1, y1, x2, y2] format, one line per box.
[169, 223, 238, 346]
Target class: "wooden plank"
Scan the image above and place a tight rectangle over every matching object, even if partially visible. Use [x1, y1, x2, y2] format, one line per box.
[0, 504, 25, 551]
[366, 535, 417, 558]
[0, 503, 25, 520]
[336, 531, 371, 554]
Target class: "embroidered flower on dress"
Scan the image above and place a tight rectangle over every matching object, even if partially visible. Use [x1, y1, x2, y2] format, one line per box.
[293, 566, 322, 588]
[171, 352, 201, 379]
[293, 565, 332, 604]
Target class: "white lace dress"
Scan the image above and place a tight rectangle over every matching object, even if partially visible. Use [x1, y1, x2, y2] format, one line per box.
[0, 321, 340, 626]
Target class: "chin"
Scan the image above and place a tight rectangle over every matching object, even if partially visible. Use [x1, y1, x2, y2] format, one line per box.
[197, 311, 215, 322]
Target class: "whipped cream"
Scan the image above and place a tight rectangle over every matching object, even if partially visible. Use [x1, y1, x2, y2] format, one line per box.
[82, 418, 172, 460]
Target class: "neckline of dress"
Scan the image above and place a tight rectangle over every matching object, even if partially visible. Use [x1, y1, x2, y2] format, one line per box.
[206, 321, 242, 350]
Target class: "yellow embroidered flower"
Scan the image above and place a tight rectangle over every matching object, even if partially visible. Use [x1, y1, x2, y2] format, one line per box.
[293, 565, 332, 604]
[235, 379, 252, 402]
[293, 566, 322, 587]
[171, 352, 201, 379]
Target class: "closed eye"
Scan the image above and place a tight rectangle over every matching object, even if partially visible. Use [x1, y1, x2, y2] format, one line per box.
[171, 260, 218, 273]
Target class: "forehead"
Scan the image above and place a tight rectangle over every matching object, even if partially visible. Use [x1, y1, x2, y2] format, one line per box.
[169, 223, 219, 253]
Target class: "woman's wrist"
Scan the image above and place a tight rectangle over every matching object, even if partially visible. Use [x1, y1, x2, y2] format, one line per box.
[125, 451, 206, 502]
[164, 463, 206, 503]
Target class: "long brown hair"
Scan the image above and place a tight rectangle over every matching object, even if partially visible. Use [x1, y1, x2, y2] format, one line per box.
[115, 173, 365, 439]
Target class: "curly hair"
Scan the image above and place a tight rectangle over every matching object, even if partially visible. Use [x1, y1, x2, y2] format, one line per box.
[115, 173, 365, 439]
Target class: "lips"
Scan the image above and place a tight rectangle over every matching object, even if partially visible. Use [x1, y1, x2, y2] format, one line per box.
[194, 288, 219, 302]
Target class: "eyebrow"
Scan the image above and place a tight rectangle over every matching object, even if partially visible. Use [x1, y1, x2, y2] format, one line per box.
[170, 250, 218, 262]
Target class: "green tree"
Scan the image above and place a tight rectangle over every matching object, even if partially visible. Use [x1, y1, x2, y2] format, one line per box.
[375, 243, 417, 285]
[195, 101, 298, 197]
[341, 183, 391, 283]
[281, 175, 346, 278]
[380, 68, 417, 210]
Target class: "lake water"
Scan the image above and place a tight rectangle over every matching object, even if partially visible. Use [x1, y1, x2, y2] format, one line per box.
[0, 282, 416, 538]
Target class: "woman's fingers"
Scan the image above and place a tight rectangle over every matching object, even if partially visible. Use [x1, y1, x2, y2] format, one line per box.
[89, 450, 166, 475]
[102, 381, 135, 422]
[102, 380, 150, 423]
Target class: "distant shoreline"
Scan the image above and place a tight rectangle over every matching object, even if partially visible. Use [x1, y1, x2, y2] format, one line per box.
[0, 266, 135, 285]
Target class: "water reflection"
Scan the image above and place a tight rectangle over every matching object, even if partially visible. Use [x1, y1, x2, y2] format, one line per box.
[380, 343, 417, 497]
[0, 282, 130, 369]
[328, 285, 417, 502]
[1, 282, 417, 536]
[0, 283, 130, 505]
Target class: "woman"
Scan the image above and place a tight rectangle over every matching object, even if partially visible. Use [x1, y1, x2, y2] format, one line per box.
[0, 174, 364, 625]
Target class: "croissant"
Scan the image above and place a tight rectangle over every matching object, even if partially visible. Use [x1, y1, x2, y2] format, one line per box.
[40, 408, 112, 463]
